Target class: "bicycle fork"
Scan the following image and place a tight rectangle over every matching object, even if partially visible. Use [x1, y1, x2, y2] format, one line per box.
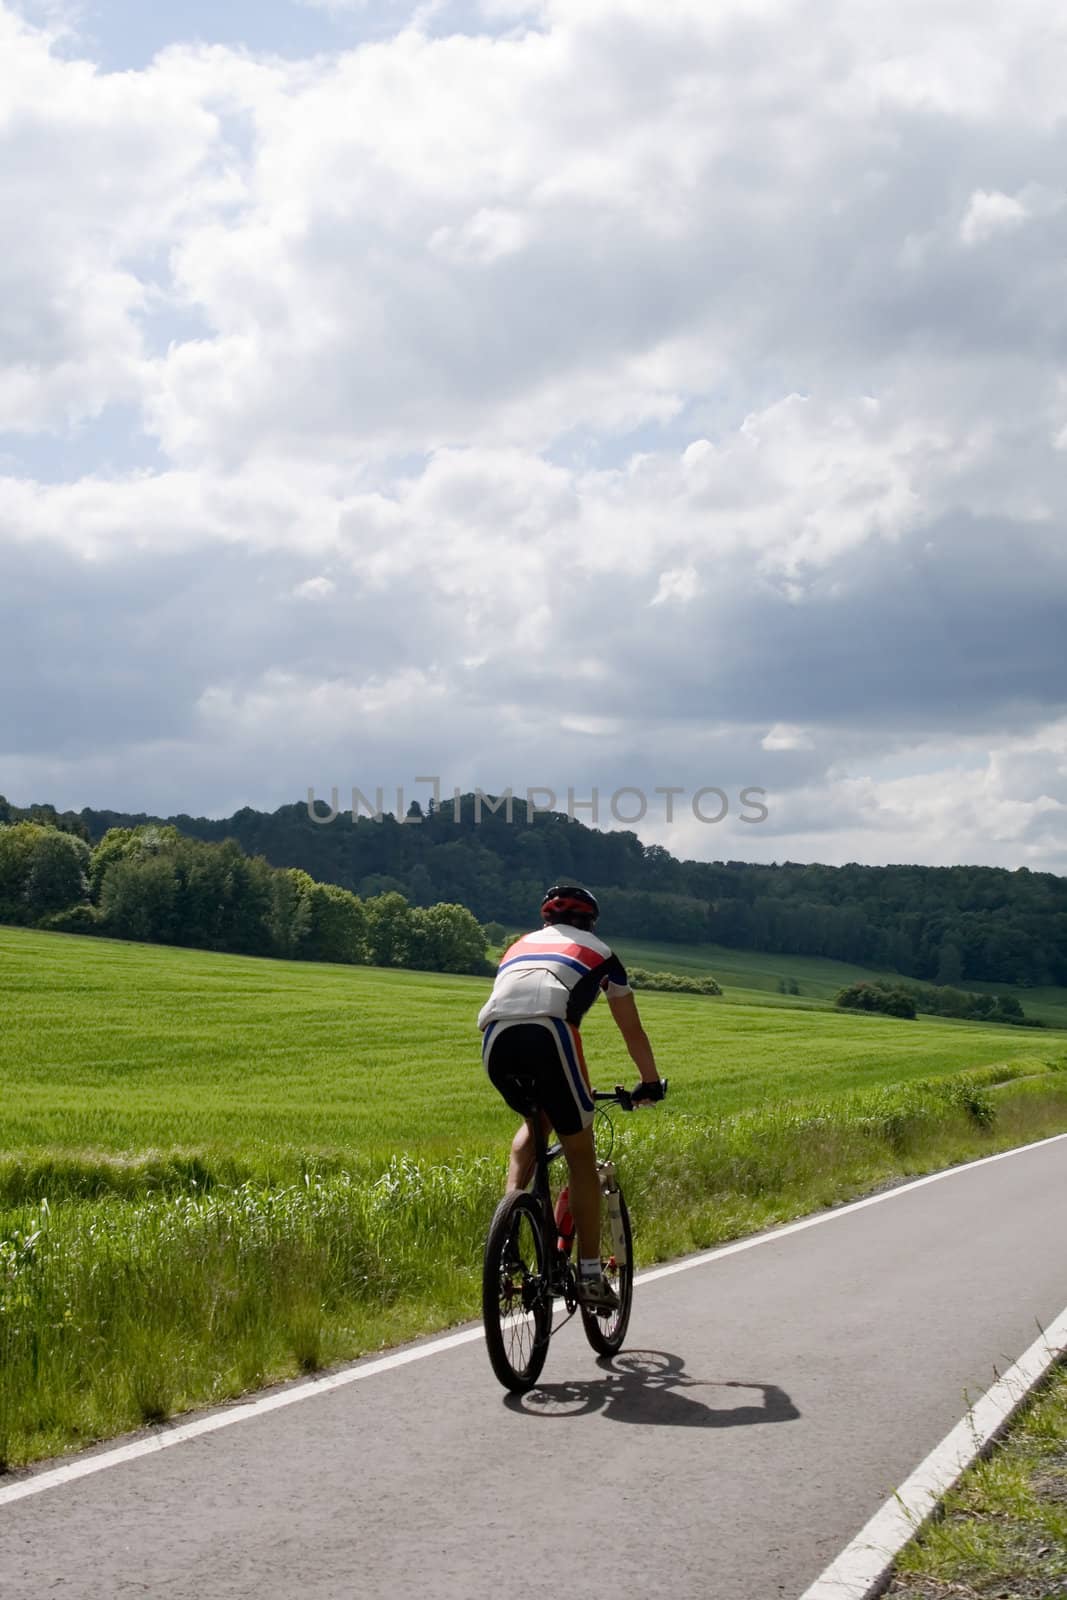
[598, 1160, 629, 1266]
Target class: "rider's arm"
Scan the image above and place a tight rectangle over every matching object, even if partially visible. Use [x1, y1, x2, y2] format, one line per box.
[607, 991, 659, 1084]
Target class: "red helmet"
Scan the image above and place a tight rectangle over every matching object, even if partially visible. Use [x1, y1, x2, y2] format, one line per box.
[540, 884, 600, 922]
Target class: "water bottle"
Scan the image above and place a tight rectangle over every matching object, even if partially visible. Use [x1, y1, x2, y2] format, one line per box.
[554, 1185, 575, 1255]
[599, 1162, 628, 1265]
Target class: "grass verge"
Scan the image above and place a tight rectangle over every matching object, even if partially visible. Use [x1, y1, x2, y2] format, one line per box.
[3, 1069, 1067, 1472]
[887, 1361, 1067, 1598]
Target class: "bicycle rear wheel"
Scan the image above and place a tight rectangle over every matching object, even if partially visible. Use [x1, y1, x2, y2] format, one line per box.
[482, 1191, 551, 1392]
[580, 1186, 633, 1356]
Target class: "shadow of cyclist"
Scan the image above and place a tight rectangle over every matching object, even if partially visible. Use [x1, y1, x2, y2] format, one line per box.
[503, 1349, 800, 1428]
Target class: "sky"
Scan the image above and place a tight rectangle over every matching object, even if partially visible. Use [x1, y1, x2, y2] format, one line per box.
[3, 0, 1067, 872]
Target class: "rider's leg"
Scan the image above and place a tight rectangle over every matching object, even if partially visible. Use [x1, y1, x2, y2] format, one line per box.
[506, 1112, 550, 1191]
[558, 1125, 601, 1262]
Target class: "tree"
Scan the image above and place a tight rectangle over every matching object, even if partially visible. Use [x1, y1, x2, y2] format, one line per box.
[365, 892, 417, 967]
[410, 903, 489, 974]
[0, 823, 38, 921]
[0, 822, 90, 924]
[305, 882, 367, 964]
[99, 854, 180, 942]
[89, 825, 182, 902]
[19, 793, 1067, 988]
[358, 873, 409, 900]
[25, 829, 90, 918]
[269, 869, 313, 958]
[936, 941, 964, 986]
[406, 864, 436, 907]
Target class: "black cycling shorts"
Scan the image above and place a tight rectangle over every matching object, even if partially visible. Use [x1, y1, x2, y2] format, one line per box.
[482, 1017, 595, 1136]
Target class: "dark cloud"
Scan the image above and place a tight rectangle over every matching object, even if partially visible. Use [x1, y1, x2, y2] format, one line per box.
[4, 1, 1067, 867]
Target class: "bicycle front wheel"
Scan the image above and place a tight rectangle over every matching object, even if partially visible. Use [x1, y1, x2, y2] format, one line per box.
[482, 1191, 551, 1392]
[580, 1186, 634, 1357]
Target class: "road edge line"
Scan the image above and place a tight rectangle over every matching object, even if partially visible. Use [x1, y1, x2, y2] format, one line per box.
[796, 1303, 1067, 1600]
[0, 1325, 487, 1508]
[634, 1128, 1067, 1287]
[2, 1129, 1065, 1509]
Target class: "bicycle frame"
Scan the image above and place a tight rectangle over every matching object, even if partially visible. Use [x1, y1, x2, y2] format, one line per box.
[527, 1115, 576, 1313]
[524, 1086, 633, 1319]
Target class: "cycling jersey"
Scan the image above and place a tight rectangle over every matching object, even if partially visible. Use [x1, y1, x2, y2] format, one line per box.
[477, 922, 632, 1031]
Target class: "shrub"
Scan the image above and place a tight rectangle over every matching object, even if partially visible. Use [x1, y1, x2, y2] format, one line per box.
[628, 967, 722, 996]
[884, 979, 1041, 1029]
[834, 981, 917, 1019]
[37, 905, 103, 935]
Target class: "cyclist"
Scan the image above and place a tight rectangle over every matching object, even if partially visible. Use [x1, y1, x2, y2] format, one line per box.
[479, 884, 665, 1313]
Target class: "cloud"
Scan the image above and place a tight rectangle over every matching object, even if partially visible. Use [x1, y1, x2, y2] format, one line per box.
[959, 189, 1029, 246]
[4, 0, 1067, 872]
[762, 725, 814, 752]
[292, 576, 337, 598]
[650, 567, 700, 607]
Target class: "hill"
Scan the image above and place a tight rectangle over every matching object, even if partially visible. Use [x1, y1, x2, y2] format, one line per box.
[3, 792, 1066, 987]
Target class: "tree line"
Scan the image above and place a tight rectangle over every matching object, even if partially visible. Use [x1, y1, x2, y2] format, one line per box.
[835, 979, 1038, 1025]
[0, 819, 488, 975]
[3, 792, 1066, 987]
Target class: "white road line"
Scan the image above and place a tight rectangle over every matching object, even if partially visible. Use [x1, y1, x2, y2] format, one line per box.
[0, 1327, 485, 1508]
[798, 1302, 1067, 1600]
[635, 1128, 1067, 1287]
[2, 1129, 1065, 1510]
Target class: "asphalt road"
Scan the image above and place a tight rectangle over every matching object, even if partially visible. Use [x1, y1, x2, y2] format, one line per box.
[2, 1137, 1066, 1600]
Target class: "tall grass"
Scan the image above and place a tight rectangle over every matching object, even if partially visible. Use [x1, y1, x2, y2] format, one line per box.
[4, 1067, 1067, 1471]
[0, 1158, 501, 1469]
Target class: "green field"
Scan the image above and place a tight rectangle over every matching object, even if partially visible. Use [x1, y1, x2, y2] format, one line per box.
[615, 937, 1067, 1028]
[3, 922, 1067, 1470]
[1, 925, 1061, 1178]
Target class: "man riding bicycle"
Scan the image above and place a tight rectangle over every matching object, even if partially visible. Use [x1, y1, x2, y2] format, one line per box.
[479, 885, 665, 1313]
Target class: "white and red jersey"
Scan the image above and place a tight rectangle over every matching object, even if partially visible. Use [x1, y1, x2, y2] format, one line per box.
[477, 922, 631, 1031]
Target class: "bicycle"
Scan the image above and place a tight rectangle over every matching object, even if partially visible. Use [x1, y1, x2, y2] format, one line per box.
[482, 1084, 654, 1394]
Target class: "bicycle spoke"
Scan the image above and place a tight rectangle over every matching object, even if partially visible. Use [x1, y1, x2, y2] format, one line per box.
[483, 1193, 551, 1391]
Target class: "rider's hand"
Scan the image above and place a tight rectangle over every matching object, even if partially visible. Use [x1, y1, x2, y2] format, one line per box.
[631, 1077, 667, 1106]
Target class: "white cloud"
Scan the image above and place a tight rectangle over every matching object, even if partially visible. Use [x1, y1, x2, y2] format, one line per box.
[650, 567, 700, 607]
[4, 0, 1067, 871]
[762, 725, 814, 752]
[559, 716, 622, 737]
[429, 207, 530, 265]
[292, 575, 336, 598]
[960, 189, 1029, 246]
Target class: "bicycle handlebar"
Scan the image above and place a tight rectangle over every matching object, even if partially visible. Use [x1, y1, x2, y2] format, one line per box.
[592, 1078, 669, 1111]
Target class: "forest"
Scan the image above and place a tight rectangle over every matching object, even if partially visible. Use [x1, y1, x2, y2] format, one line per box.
[0, 813, 487, 974]
[3, 793, 1064, 986]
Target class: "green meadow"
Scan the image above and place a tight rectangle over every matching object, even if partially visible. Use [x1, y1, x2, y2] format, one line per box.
[2, 926, 1061, 1179]
[615, 936, 1067, 1027]
[2, 923, 1067, 1468]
